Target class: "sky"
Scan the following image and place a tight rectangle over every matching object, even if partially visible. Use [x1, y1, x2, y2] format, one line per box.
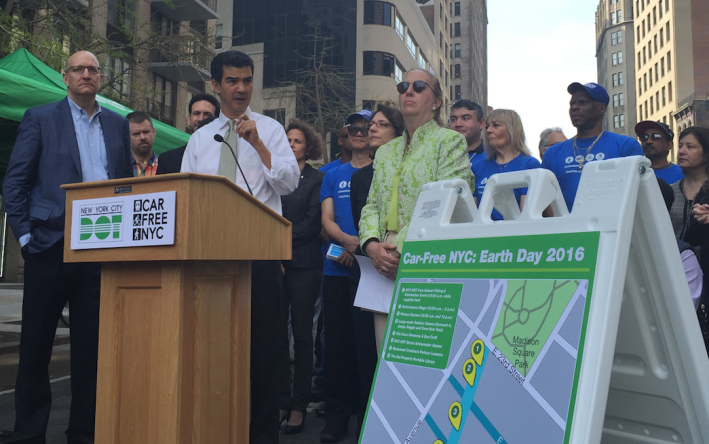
[486, 0, 599, 157]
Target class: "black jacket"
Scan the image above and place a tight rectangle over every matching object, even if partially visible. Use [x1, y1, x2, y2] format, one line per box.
[282, 164, 325, 269]
[155, 145, 186, 175]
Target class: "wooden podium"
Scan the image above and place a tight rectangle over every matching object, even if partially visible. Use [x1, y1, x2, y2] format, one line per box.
[62, 174, 291, 444]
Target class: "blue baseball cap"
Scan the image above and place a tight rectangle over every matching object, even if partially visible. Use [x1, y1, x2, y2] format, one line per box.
[346, 109, 374, 124]
[567, 82, 610, 105]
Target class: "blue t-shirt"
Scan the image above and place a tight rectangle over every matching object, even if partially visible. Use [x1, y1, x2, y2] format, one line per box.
[541, 131, 643, 211]
[653, 163, 684, 185]
[320, 162, 358, 277]
[472, 154, 541, 220]
[320, 159, 346, 174]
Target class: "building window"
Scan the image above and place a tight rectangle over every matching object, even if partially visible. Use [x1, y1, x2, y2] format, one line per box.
[638, 78, 642, 94]
[659, 0, 663, 17]
[364, 1, 394, 27]
[611, 13, 617, 25]
[617, 10, 622, 22]
[454, 85, 461, 100]
[453, 43, 461, 58]
[611, 32, 617, 46]
[618, 51, 623, 64]
[645, 100, 648, 118]
[106, 56, 132, 104]
[650, 98, 654, 114]
[417, 51, 427, 70]
[454, 64, 461, 78]
[661, 57, 665, 76]
[363, 51, 397, 78]
[637, 26, 640, 43]
[620, 114, 625, 127]
[215, 24, 223, 49]
[666, 22, 670, 42]
[655, 63, 659, 82]
[668, 81, 672, 101]
[662, 87, 666, 106]
[656, 91, 660, 110]
[613, 94, 618, 107]
[394, 62, 403, 83]
[264, 109, 286, 126]
[644, 73, 647, 91]
[667, 50, 672, 70]
[642, 20, 645, 37]
[665, 0, 669, 12]
[614, 115, 619, 128]
[612, 53, 617, 66]
[638, 52, 642, 67]
[454, 22, 460, 37]
[618, 29, 622, 43]
[643, 47, 647, 64]
[648, 42, 652, 59]
[406, 31, 416, 58]
[619, 92, 624, 106]
[653, 6, 657, 25]
[639, 104, 643, 118]
[394, 13, 404, 39]
[660, 29, 664, 47]
[613, 73, 618, 87]
[619, 72, 624, 85]
[654, 35, 658, 53]
[149, 73, 175, 125]
[454, 2, 460, 16]
[107, 0, 136, 31]
[649, 68, 653, 86]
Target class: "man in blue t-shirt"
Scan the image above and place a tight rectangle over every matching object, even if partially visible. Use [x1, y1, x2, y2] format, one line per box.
[542, 82, 643, 211]
[319, 110, 372, 442]
[635, 120, 685, 185]
[449, 99, 486, 168]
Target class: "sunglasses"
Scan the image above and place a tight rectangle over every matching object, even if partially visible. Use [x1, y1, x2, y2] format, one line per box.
[347, 125, 369, 137]
[641, 133, 665, 141]
[396, 80, 432, 94]
[65, 65, 101, 75]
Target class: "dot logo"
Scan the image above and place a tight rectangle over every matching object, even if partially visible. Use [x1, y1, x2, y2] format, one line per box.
[565, 156, 574, 164]
[575, 155, 585, 163]
[80, 215, 122, 241]
[585, 153, 594, 162]
[595, 152, 605, 160]
[481, 178, 488, 185]
[339, 181, 351, 189]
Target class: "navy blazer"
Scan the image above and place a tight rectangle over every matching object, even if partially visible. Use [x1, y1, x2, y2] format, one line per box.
[3, 97, 132, 253]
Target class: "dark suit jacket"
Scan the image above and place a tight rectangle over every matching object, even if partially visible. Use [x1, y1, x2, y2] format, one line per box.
[3, 97, 132, 253]
[155, 145, 186, 175]
[281, 164, 324, 269]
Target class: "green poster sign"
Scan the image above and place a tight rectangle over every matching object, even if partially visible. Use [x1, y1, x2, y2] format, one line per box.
[362, 231, 600, 444]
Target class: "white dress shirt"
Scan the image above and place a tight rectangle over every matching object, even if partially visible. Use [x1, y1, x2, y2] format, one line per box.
[181, 108, 299, 215]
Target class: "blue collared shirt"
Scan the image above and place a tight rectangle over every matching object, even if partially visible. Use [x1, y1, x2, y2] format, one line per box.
[67, 96, 109, 182]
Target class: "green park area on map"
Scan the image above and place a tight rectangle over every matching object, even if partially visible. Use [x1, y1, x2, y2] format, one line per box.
[491, 279, 578, 376]
[386, 283, 462, 369]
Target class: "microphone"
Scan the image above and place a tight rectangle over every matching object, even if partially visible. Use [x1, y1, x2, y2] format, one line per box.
[214, 134, 253, 196]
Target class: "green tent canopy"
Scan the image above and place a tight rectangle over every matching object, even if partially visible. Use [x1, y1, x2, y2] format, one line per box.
[0, 48, 190, 154]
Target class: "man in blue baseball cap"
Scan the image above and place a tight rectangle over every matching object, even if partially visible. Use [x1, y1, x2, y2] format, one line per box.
[541, 82, 643, 212]
[635, 120, 684, 184]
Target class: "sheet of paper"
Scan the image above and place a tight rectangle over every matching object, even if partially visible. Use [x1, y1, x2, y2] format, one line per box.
[353, 255, 396, 314]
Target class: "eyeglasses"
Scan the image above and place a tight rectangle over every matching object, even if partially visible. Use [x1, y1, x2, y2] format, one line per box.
[641, 133, 665, 141]
[347, 125, 369, 137]
[367, 120, 393, 130]
[65, 65, 101, 75]
[396, 80, 432, 94]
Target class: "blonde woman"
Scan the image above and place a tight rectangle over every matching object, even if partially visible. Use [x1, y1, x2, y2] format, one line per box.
[471, 109, 541, 220]
[359, 69, 472, 352]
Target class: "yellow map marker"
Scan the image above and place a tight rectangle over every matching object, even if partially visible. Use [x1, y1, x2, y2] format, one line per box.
[463, 358, 477, 386]
[449, 401, 462, 430]
[434, 441, 444, 444]
[471, 339, 484, 366]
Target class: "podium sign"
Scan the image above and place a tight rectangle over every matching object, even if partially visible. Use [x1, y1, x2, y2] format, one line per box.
[70, 191, 176, 249]
[360, 158, 709, 444]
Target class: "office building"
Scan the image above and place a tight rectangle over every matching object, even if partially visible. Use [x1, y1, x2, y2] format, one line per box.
[634, 0, 709, 158]
[596, 0, 637, 138]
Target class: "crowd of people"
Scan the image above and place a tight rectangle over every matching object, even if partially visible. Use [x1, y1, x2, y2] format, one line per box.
[3, 47, 708, 444]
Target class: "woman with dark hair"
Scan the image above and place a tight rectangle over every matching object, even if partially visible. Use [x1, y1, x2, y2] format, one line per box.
[669, 126, 709, 240]
[276, 118, 325, 434]
[347, 102, 403, 435]
[359, 69, 472, 352]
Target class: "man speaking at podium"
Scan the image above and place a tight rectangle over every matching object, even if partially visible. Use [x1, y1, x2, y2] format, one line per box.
[3, 50, 132, 444]
[181, 50, 299, 444]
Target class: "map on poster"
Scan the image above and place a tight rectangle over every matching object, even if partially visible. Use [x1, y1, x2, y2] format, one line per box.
[360, 232, 600, 444]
